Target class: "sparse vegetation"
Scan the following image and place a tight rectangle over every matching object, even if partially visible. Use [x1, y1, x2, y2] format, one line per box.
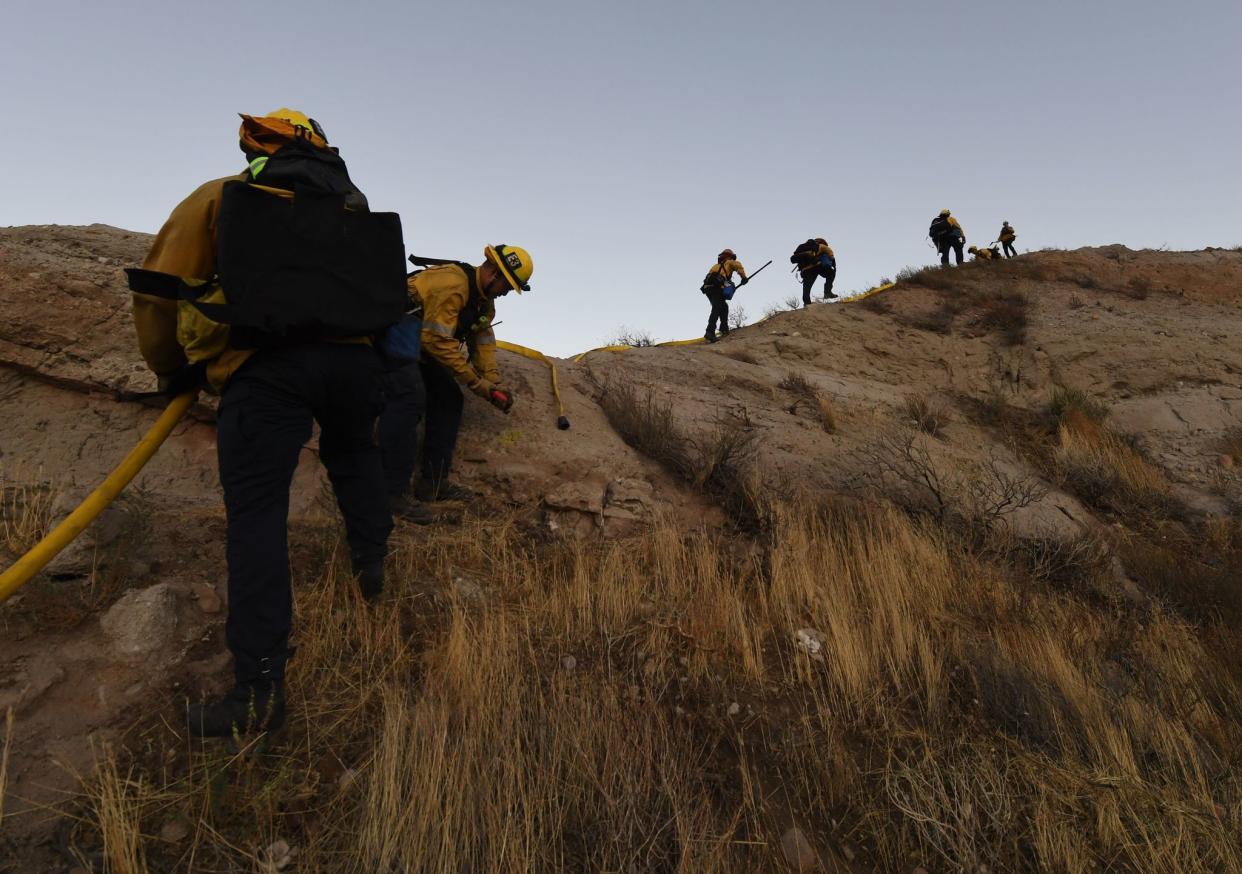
[852, 428, 1044, 535]
[606, 327, 656, 348]
[1125, 276, 1152, 300]
[596, 381, 763, 528]
[727, 306, 748, 331]
[761, 296, 803, 320]
[1049, 385, 1110, 424]
[978, 290, 1029, 346]
[1068, 293, 1086, 309]
[903, 394, 948, 436]
[779, 372, 837, 433]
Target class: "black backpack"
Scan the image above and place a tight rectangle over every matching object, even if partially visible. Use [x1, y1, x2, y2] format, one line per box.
[791, 239, 819, 268]
[701, 265, 727, 293]
[928, 216, 950, 241]
[128, 141, 409, 348]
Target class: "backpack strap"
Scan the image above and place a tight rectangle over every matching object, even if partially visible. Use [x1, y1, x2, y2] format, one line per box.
[125, 268, 217, 301]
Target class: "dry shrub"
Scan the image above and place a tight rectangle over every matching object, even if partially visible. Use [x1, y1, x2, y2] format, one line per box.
[979, 291, 1029, 346]
[900, 266, 957, 290]
[852, 428, 1044, 535]
[607, 327, 656, 348]
[1125, 277, 1152, 300]
[597, 381, 762, 528]
[903, 394, 948, 437]
[780, 372, 837, 433]
[1068, 294, 1086, 309]
[1050, 385, 1110, 424]
[1055, 420, 1171, 514]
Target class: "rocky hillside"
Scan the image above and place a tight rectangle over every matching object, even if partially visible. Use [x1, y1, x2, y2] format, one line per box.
[1, 226, 1240, 871]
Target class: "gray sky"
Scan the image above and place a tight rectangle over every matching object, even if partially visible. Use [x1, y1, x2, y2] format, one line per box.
[3, 0, 1239, 356]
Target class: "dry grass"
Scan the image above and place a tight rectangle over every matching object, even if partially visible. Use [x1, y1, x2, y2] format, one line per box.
[1050, 385, 1110, 424]
[903, 394, 948, 437]
[1055, 417, 1172, 514]
[779, 372, 837, 434]
[0, 466, 59, 556]
[0, 708, 13, 831]
[71, 500, 1242, 872]
[83, 746, 149, 874]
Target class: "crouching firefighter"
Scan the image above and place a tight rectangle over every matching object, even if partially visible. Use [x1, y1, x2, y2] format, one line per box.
[701, 249, 748, 342]
[791, 237, 838, 305]
[126, 109, 409, 738]
[376, 245, 533, 513]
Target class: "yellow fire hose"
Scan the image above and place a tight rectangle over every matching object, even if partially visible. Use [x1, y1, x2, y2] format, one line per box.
[496, 340, 571, 430]
[0, 392, 197, 604]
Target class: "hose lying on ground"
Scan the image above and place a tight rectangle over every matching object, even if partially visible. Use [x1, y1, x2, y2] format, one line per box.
[0, 391, 197, 604]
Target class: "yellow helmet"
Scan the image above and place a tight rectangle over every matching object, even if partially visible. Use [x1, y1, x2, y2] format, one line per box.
[263, 108, 327, 143]
[939, 208, 951, 216]
[485, 244, 533, 293]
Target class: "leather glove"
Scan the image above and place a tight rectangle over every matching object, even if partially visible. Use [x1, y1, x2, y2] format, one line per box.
[739, 276, 749, 286]
[469, 378, 496, 400]
[156, 362, 206, 396]
[489, 387, 514, 413]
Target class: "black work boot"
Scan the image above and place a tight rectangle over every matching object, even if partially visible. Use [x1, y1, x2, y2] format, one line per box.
[390, 493, 434, 525]
[704, 331, 718, 343]
[355, 561, 385, 602]
[415, 479, 474, 503]
[187, 679, 285, 738]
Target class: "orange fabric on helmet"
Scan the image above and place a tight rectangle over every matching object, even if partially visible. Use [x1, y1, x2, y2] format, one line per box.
[238, 114, 329, 157]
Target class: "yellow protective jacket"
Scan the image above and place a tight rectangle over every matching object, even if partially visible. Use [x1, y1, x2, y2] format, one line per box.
[707, 259, 747, 284]
[412, 264, 501, 394]
[947, 216, 965, 242]
[133, 174, 256, 391]
[999, 224, 1016, 242]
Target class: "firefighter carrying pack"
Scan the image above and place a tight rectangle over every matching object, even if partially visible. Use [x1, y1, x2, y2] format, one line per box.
[126, 140, 408, 349]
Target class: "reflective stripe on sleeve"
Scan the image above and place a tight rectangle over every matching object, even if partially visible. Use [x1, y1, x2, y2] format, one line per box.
[424, 321, 455, 338]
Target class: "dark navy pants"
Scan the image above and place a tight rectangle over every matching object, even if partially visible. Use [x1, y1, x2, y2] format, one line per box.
[217, 343, 391, 683]
[377, 358, 463, 496]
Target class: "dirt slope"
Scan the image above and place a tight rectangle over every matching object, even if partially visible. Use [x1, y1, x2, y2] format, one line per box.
[1, 227, 1240, 866]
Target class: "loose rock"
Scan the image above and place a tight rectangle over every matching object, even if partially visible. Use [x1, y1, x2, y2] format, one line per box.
[779, 827, 821, 871]
[100, 583, 178, 658]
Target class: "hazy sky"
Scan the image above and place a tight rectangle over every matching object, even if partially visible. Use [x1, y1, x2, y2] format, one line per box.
[3, 0, 1239, 356]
